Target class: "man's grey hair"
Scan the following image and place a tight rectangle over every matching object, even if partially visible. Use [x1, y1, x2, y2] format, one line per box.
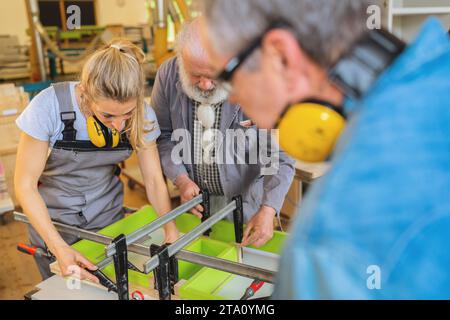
[201, 0, 382, 68]
[175, 18, 207, 59]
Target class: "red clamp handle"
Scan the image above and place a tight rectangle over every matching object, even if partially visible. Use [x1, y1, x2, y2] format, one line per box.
[249, 280, 265, 292]
[17, 243, 38, 256]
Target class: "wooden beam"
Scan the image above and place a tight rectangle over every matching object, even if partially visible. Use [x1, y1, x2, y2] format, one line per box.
[24, 0, 40, 81]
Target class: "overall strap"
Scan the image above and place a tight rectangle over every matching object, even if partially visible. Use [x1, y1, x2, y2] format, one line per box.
[52, 82, 77, 141]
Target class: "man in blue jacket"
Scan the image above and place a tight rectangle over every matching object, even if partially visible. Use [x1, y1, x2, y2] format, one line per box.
[200, 0, 450, 299]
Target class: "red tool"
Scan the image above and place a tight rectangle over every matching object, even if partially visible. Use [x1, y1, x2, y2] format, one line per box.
[240, 279, 265, 300]
[17, 243, 52, 258]
[131, 290, 145, 300]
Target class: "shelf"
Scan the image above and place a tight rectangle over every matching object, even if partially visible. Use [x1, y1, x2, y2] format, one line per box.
[392, 6, 450, 16]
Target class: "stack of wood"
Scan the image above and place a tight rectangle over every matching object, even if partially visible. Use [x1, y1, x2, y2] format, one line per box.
[0, 35, 30, 80]
[0, 161, 14, 222]
[0, 83, 30, 205]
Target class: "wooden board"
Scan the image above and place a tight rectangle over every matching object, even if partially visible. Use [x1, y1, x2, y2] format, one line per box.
[0, 154, 18, 205]
[279, 161, 330, 221]
[0, 36, 30, 80]
[295, 160, 330, 183]
[280, 178, 301, 220]
[0, 197, 14, 214]
[0, 87, 29, 205]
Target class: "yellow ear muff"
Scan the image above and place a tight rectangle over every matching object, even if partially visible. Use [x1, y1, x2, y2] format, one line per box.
[111, 129, 120, 148]
[87, 116, 107, 148]
[277, 102, 346, 163]
[87, 115, 121, 148]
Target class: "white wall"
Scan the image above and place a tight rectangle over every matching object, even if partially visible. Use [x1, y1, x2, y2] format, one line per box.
[97, 0, 148, 26]
[0, 1, 29, 46]
[0, 0, 149, 46]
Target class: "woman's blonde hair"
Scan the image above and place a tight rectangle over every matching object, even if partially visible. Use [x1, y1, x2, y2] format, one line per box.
[79, 38, 153, 150]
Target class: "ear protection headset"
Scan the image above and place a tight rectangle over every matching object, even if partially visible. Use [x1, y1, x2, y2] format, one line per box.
[87, 115, 120, 148]
[277, 28, 405, 163]
[277, 100, 346, 163]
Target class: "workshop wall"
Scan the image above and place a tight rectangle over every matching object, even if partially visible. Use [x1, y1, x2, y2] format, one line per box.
[0, 0, 149, 46]
[0, 2, 29, 46]
[96, 0, 148, 27]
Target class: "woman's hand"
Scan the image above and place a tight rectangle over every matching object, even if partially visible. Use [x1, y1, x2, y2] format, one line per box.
[52, 244, 100, 284]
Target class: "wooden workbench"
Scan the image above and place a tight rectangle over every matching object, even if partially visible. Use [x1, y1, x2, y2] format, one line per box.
[294, 160, 330, 184]
[280, 160, 330, 222]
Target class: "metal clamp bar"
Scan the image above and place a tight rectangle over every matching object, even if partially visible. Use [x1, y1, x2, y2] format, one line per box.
[112, 234, 129, 300]
[150, 244, 172, 300]
[201, 189, 211, 236]
[143, 201, 237, 273]
[232, 195, 244, 244]
[105, 194, 203, 257]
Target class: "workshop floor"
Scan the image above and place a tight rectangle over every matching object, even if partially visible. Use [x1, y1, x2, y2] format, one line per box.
[0, 175, 150, 300]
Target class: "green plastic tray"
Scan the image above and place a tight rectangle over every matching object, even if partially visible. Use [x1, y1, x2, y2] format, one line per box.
[179, 246, 240, 300]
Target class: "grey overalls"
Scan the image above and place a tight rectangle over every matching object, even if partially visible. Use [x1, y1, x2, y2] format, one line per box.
[28, 82, 133, 279]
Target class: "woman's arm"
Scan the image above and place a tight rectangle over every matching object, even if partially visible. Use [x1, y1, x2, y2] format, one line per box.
[14, 132, 99, 283]
[137, 141, 180, 243]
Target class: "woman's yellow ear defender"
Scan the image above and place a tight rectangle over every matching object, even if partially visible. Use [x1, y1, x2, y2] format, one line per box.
[87, 115, 120, 148]
[276, 100, 346, 163]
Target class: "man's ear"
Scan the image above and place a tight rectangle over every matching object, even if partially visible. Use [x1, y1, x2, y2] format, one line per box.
[262, 29, 313, 102]
[77, 84, 86, 95]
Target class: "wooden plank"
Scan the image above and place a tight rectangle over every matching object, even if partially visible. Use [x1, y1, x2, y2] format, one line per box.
[0, 83, 16, 95]
[0, 109, 23, 205]
[280, 178, 301, 220]
[0, 197, 14, 214]
[174, 279, 187, 297]
[295, 160, 330, 183]
[0, 72, 31, 80]
[0, 154, 18, 205]
[0, 36, 19, 49]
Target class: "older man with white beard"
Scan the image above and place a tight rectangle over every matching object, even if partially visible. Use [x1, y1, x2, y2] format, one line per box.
[153, 19, 295, 247]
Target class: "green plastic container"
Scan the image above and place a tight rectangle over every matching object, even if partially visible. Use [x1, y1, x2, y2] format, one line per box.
[179, 246, 240, 300]
[175, 213, 287, 254]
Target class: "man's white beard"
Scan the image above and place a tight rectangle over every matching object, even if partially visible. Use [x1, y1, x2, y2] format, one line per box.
[178, 57, 229, 105]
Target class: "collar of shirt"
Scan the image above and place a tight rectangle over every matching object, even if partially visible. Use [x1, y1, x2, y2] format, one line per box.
[343, 17, 450, 115]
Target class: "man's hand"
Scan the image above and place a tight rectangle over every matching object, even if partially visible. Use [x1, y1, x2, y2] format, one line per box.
[163, 221, 180, 244]
[241, 206, 276, 248]
[52, 243, 100, 284]
[175, 174, 203, 218]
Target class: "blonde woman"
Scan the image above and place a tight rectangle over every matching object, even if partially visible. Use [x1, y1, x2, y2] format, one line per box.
[14, 39, 179, 283]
